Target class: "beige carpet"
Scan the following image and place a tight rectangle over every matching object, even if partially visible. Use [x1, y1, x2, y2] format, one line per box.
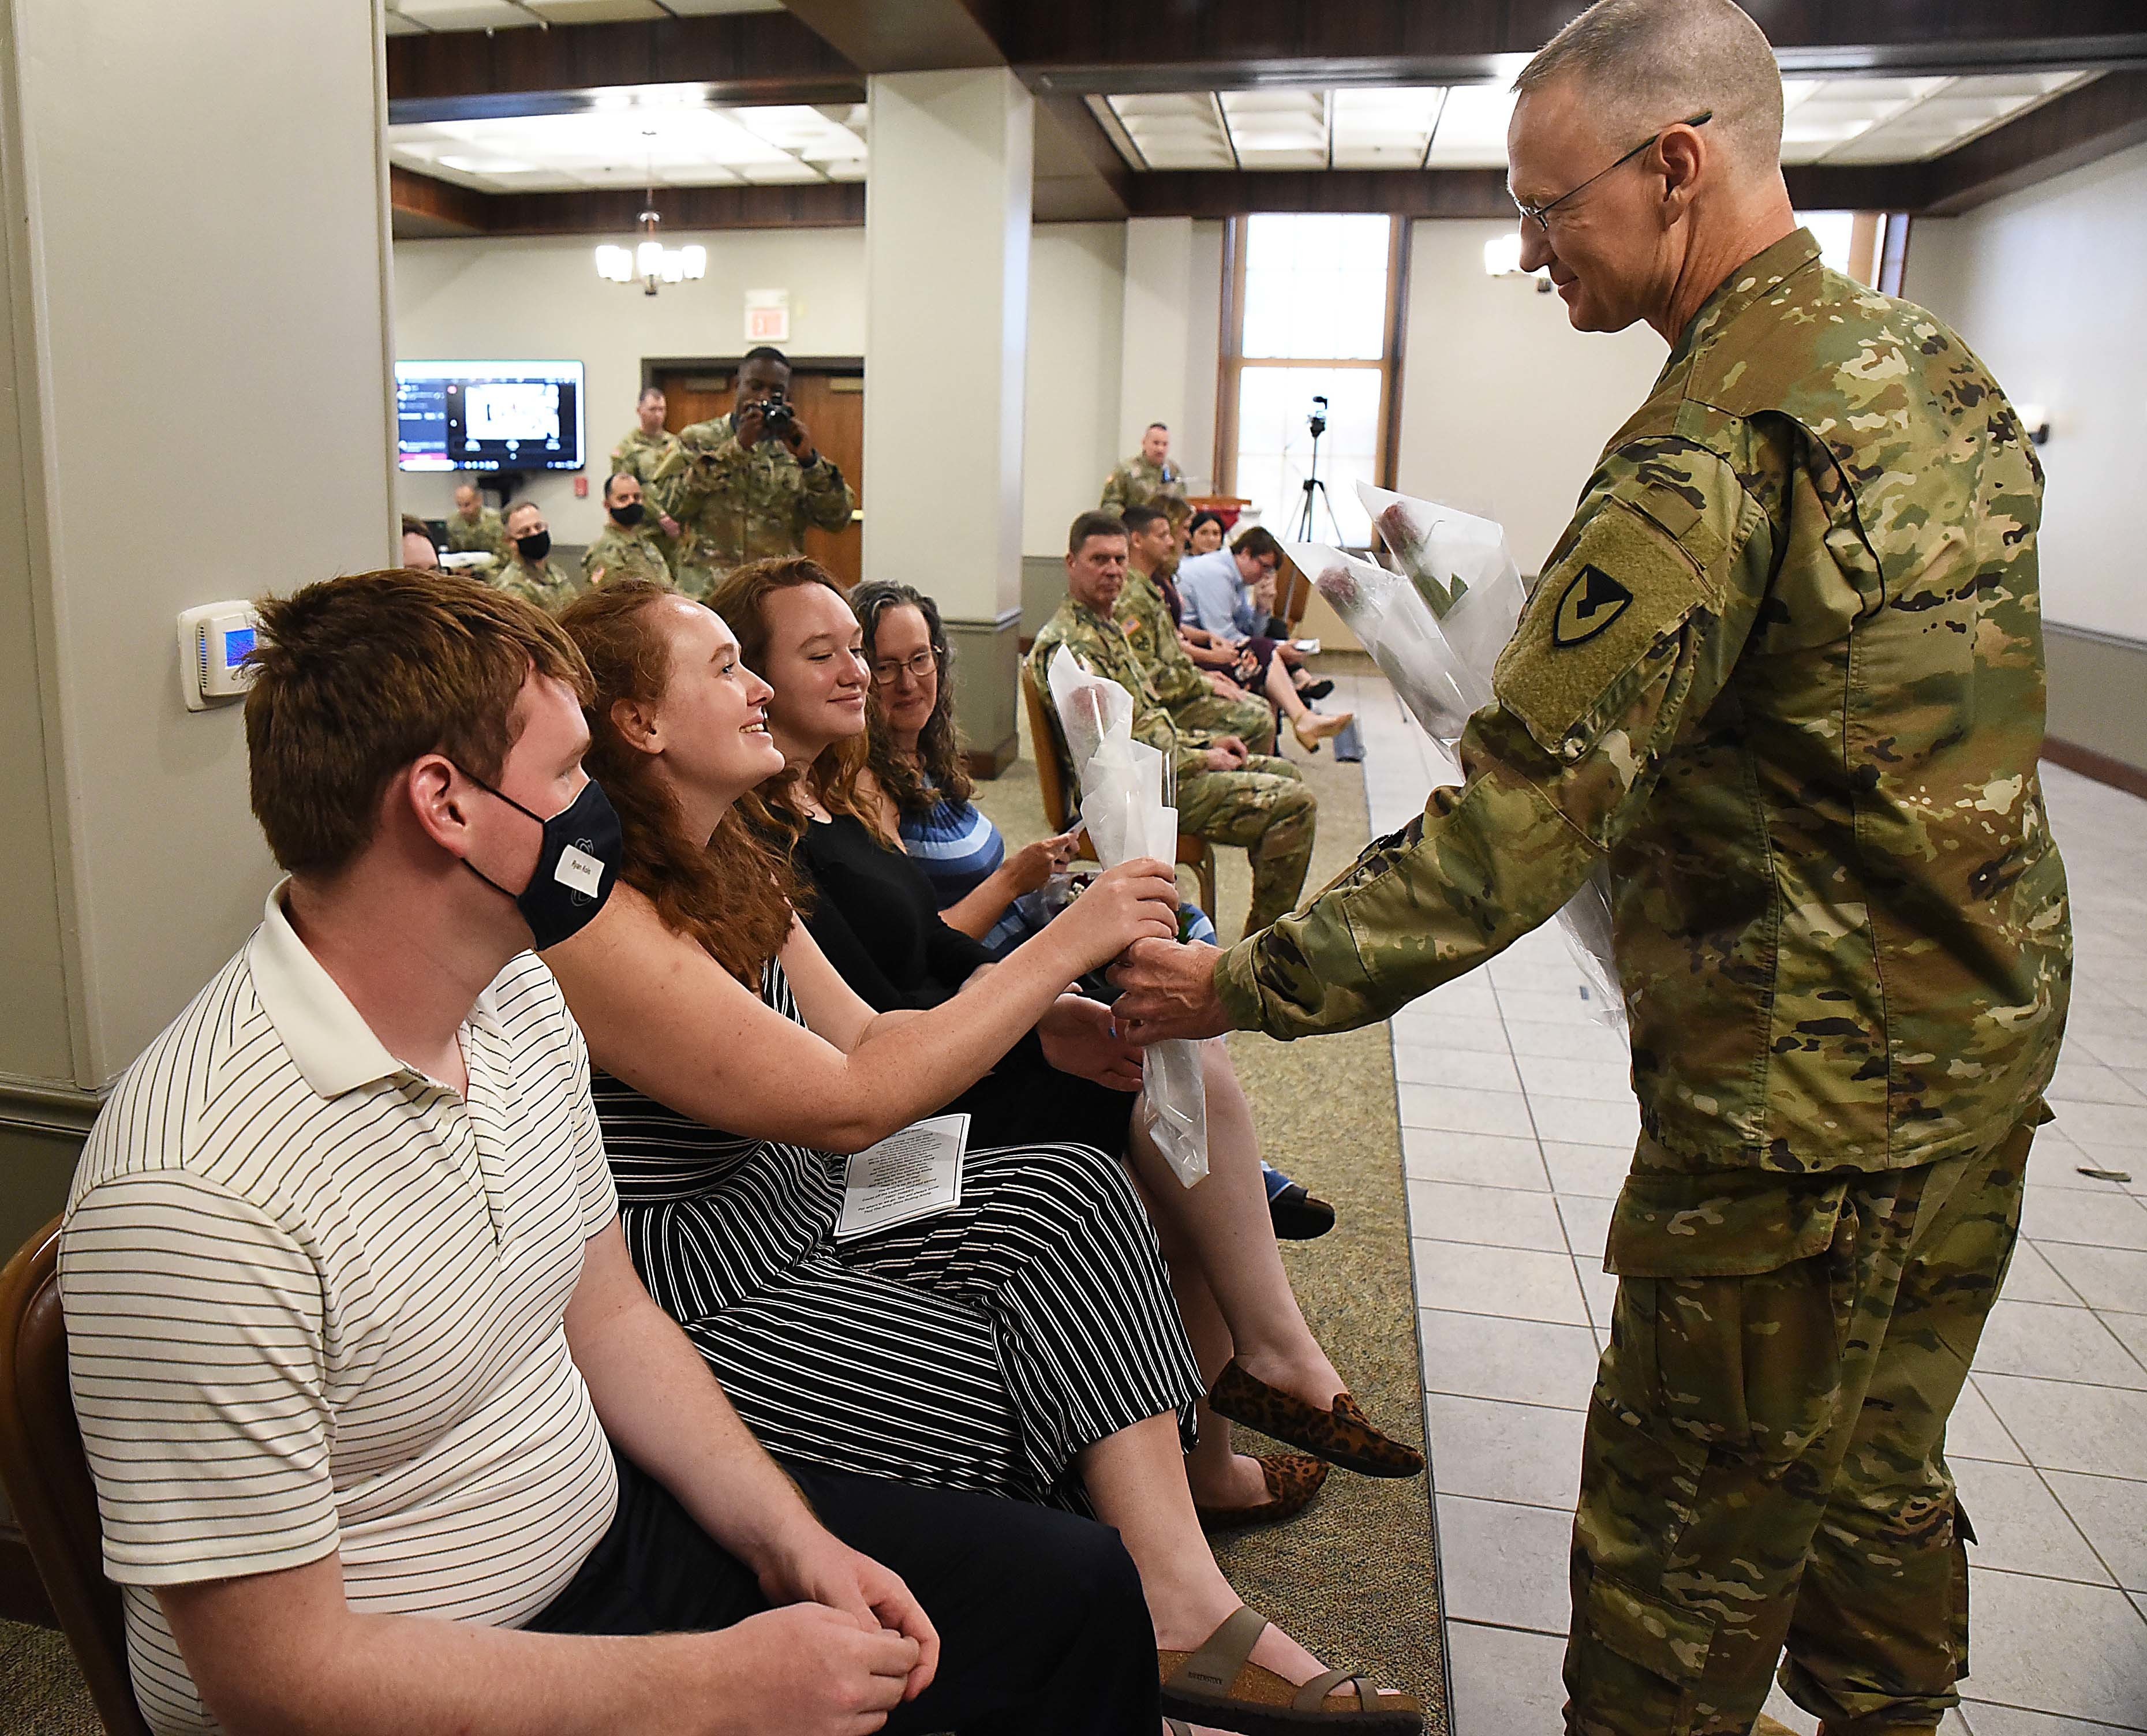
[970, 668, 1448, 1727]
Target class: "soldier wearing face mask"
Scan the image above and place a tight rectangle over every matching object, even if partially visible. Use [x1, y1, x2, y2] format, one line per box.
[492, 500, 582, 614]
[581, 473, 674, 590]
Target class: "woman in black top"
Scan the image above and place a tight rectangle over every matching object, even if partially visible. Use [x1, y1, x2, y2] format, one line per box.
[713, 562, 1426, 1521]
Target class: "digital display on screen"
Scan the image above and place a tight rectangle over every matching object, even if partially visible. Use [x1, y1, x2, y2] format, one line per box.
[395, 360, 586, 473]
[223, 627, 256, 668]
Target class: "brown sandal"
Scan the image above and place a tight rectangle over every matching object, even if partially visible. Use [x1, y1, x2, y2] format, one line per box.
[1194, 1453, 1330, 1532]
[1206, 1361, 1425, 1479]
[1159, 1608, 1423, 1733]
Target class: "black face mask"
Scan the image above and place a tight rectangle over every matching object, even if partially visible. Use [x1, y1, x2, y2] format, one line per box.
[455, 770, 622, 951]
[515, 529, 552, 563]
[608, 502, 646, 528]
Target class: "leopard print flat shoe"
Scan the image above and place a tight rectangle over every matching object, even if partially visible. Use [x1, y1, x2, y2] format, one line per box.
[1194, 1453, 1329, 1531]
[1206, 1360, 1424, 1479]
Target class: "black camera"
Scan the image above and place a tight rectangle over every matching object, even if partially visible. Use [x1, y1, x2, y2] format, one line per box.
[1307, 394, 1328, 440]
[757, 387, 796, 441]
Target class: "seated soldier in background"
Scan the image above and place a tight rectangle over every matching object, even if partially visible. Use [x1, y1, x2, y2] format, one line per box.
[609, 385, 686, 563]
[492, 500, 581, 613]
[1099, 422, 1187, 515]
[1131, 509, 1349, 755]
[581, 473, 673, 590]
[399, 514, 440, 571]
[59, 568, 1160, 1736]
[654, 346, 856, 600]
[444, 481, 507, 564]
[1030, 510, 1318, 939]
[1116, 503, 1274, 756]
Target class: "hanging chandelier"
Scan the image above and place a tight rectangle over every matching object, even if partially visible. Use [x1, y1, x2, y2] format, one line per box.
[594, 132, 706, 295]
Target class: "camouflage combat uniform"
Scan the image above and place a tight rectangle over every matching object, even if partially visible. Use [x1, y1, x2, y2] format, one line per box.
[444, 504, 507, 562]
[489, 552, 582, 615]
[580, 520, 674, 589]
[1119, 567, 1276, 755]
[1099, 453, 1186, 515]
[610, 424, 686, 570]
[1028, 593, 1315, 937]
[1213, 231, 2071, 1734]
[653, 421, 856, 600]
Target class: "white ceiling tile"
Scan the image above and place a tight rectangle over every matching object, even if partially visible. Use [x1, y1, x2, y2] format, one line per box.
[1423, 83, 1516, 168]
[522, 0, 667, 19]
[823, 159, 867, 182]
[382, 11, 432, 34]
[658, 0, 786, 12]
[734, 160, 826, 184]
[392, 0, 536, 26]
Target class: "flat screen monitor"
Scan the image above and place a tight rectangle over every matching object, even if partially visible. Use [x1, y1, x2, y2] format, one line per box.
[395, 360, 585, 472]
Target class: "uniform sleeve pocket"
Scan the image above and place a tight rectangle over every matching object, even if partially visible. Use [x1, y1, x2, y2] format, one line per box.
[1493, 495, 1715, 762]
[1606, 1172, 1854, 1461]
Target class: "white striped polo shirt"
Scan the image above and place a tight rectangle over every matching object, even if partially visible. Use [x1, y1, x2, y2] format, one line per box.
[60, 884, 620, 1736]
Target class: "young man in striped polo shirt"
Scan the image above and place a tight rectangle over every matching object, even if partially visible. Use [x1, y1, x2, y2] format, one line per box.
[59, 570, 1157, 1736]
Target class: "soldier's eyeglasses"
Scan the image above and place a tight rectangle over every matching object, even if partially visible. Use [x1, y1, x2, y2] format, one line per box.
[871, 649, 939, 686]
[1513, 111, 1711, 233]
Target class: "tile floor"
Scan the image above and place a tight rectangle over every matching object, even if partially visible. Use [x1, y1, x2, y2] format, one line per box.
[1341, 675, 2147, 1734]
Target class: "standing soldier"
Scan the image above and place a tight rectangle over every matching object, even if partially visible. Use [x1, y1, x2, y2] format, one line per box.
[582, 473, 674, 590]
[1030, 511, 1318, 941]
[1099, 422, 1187, 515]
[491, 500, 581, 614]
[1114, 5, 2070, 1735]
[610, 386, 687, 567]
[443, 481, 507, 565]
[654, 346, 856, 601]
[1116, 502, 1276, 755]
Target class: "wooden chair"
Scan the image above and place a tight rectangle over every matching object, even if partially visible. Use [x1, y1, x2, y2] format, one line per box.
[1020, 666, 1219, 919]
[0, 1217, 154, 1736]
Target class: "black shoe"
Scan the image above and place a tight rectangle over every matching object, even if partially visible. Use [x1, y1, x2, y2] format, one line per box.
[1268, 1181, 1337, 1240]
[1296, 678, 1335, 702]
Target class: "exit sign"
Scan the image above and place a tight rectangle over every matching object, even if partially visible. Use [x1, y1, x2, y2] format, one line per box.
[745, 288, 790, 344]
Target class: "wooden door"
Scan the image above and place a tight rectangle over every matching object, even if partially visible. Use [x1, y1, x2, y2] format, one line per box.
[651, 364, 865, 591]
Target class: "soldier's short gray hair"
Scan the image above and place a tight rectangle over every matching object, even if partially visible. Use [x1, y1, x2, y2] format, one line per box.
[1514, 0, 1785, 174]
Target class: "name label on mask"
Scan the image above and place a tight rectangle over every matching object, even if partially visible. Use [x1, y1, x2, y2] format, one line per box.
[554, 844, 607, 900]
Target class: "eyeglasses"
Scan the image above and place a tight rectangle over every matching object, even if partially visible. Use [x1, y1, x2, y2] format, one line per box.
[1513, 111, 1711, 233]
[870, 648, 939, 687]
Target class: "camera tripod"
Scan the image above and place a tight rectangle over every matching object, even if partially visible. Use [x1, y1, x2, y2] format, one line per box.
[1282, 398, 1342, 619]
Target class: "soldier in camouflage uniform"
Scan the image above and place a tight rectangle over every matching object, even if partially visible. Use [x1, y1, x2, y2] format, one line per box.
[653, 347, 855, 600]
[444, 482, 507, 563]
[1117, 502, 1276, 754]
[489, 501, 582, 615]
[1099, 422, 1188, 515]
[1113, 6, 2071, 1733]
[1030, 511, 1316, 938]
[581, 472, 675, 590]
[610, 386, 687, 570]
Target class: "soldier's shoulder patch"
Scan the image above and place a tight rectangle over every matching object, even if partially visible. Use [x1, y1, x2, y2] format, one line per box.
[1550, 566, 1633, 648]
[1494, 495, 1712, 759]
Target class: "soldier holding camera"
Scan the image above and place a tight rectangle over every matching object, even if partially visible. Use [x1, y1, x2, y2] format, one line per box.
[653, 345, 857, 600]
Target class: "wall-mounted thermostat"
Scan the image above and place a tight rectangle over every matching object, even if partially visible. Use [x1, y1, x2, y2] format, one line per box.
[176, 602, 261, 712]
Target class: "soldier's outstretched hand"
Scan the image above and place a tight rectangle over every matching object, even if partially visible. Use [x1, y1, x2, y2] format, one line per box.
[1110, 937, 1232, 1043]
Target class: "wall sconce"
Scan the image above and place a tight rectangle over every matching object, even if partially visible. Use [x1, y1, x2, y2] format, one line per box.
[2015, 402, 2051, 446]
[1483, 232, 1554, 291]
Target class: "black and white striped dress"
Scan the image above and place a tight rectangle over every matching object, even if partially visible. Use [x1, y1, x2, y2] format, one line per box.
[595, 961, 1203, 1512]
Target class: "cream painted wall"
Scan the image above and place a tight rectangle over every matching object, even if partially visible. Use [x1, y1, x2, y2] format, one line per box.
[2, 0, 395, 1090]
[1394, 219, 1666, 575]
[1115, 218, 1225, 496]
[1024, 223, 1126, 555]
[1902, 141, 2147, 643]
[392, 229, 869, 544]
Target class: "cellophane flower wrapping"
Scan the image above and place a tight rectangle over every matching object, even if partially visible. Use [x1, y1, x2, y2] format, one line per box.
[1046, 649, 1210, 1186]
[1276, 487, 1626, 1031]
